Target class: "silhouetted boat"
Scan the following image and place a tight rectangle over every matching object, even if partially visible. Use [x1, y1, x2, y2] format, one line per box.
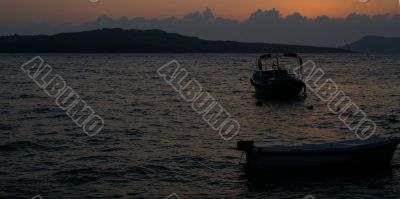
[250, 53, 306, 99]
[237, 137, 399, 175]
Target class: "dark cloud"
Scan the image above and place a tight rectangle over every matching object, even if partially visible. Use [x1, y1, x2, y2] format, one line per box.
[1, 8, 399, 47]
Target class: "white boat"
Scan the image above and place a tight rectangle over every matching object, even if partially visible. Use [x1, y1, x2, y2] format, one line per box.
[237, 137, 399, 175]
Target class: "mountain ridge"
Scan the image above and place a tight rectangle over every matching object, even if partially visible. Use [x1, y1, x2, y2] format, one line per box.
[0, 28, 351, 53]
[341, 35, 400, 53]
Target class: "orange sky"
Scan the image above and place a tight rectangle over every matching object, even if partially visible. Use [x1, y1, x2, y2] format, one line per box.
[0, 0, 399, 24]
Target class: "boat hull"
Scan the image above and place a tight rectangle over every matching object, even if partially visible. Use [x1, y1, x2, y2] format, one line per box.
[250, 71, 305, 99]
[251, 79, 305, 99]
[240, 138, 399, 175]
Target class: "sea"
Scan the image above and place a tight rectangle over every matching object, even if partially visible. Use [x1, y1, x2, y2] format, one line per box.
[0, 54, 399, 198]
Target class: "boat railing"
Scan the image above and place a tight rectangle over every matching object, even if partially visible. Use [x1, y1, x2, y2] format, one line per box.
[256, 55, 304, 81]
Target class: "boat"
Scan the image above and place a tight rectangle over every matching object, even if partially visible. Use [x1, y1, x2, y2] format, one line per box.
[236, 137, 399, 175]
[250, 53, 306, 99]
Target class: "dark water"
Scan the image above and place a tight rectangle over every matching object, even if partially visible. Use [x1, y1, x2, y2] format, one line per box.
[0, 54, 399, 199]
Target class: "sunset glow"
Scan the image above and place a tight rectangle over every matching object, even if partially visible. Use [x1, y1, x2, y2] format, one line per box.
[0, 0, 399, 24]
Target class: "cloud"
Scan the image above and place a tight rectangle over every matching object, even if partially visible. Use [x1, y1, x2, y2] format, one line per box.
[1, 8, 399, 47]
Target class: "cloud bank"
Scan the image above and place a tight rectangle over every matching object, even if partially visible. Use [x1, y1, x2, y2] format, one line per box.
[2, 8, 400, 47]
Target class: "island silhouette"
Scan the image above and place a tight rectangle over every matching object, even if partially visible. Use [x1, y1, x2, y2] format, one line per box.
[0, 28, 352, 53]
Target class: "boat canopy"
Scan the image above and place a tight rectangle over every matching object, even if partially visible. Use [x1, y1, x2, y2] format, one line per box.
[259, 54, 272, 59]
[257, 53, 303, 71]
[284, 52, 298, 58]
[258, 53, 299, 60]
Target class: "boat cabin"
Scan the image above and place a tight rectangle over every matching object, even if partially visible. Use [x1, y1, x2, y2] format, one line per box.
[256, 53, 303, 79]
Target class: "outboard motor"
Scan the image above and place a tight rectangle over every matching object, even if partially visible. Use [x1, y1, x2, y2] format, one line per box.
[236, 141, 254, 152]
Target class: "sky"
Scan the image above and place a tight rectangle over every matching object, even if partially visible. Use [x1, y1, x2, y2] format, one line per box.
[0, 0, 399, 47]
[0, 0, 399, 24]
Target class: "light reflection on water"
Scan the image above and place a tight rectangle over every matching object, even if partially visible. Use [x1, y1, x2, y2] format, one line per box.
[0, 54, 399, 198]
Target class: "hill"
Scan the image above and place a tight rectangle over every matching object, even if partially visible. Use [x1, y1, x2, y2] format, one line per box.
[0, 28, 350, 53]
[341, 36, 400, 53]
